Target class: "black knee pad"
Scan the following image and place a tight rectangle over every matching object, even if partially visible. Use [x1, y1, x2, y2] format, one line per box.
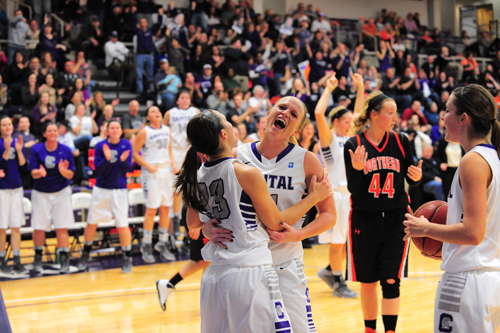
[380, 277, 400, 299]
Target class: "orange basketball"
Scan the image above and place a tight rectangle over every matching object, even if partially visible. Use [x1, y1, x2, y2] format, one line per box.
[411, 200, 448, 257]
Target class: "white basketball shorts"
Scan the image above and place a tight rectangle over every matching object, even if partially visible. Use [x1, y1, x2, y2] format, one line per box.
[0, 187, 25, 228]
[31, 186, 75, 230]
[142, 166, 174, 209]
[87, 186, 129, 228]
[434, 270, 500, 333]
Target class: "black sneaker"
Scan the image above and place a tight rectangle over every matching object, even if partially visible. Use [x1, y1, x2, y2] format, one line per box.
[32, 253, 43, 273]
[77, 252, 91, 271]
[60, 253, 70, 274]
[0, 257, 12, 274]
[12, 258, 27, 274]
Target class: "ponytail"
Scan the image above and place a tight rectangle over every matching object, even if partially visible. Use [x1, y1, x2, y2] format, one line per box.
[174, 145, 209, 213]
[492, 119, 500, 158]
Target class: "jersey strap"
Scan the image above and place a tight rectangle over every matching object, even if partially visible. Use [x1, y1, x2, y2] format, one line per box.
[392, 131, 405, 158]
[356, 134, 360, 147]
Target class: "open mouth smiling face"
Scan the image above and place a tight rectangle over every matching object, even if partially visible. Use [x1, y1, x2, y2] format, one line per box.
[268, 97, 303, 135]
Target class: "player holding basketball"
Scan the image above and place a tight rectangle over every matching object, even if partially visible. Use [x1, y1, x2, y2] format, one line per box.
[78, 120, 133, 273]
[314, 72, 363, 298]
[345, 91, 423, 333]
[177, 109, 332, 332]
[133, 106, 179, 263]
[404, 84, 500, 333]
[162, 90, 200, 238]
[30, 122, 75, 274]
[0, 116, 27, 273]
[203, 96, 337, 332]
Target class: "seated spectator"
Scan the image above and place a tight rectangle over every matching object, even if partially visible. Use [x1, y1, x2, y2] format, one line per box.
[392, 37, 407, 53]
[39, 73, 63, 108]
[21, 73, 40, 116]
[33, 92, 57, 136]
[434, 71, 455, 96]
[195, 64, 213, 97]
[206, 81, 229, 115]
[248, 53, 268, 90]
[430, 113, 445, 144]
[361, 18, 379, 51]
[25, 57, 44, 84]
[80, 16, 106, 67]
[222, 67, 241, 97]
[57, 120, 85, 184]
[65, 91, 83, 120]
[376, 40, 394, 74]
[5, 51, 26, 86]
[248, 85, 270, 118]
[436, 90, 450, 112]
[406, 115, 431, 160]
[460, 51, 478, 82]
[70, 51, 92, 89]
[236, 122, 247, 143]
[404, 13, 418, 34]
[89, 91, 119, 123]
[207, 45, 225, 75]
[425, 102, 440, 126]
[421, 55, 436, 80]
[40, 52, 59, 82]
[311, 14, 331, 33]
[397, 66, 425, 106]
[104, 31, 135, 88]
[69, 104, 98, 163]
[420, 143, 443, 201]
[97, 104, 114, 127]
[156, 64, 182, 112]
[401, 100, 428, 131]
[223, 38, 251, 92]
[393, 49, 406, 77]
[226, 91, 256, 127]
[182, 72, 204, 107]
[417, 69, 438, 105]
[13, 116, 36, 148]
[122, 100, 145, 138]
[73, 77, 91, 104]
[89, 120, 108, 147]
[186, 44, 205, 75]
[27, 19, 40, 53]
[380, 23, 394, 43]
[482, 66, 500, 94]
[59, 61, 79, 102]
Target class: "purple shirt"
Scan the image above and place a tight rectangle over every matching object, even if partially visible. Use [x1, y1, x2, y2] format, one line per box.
[29, 142, 75, 193]
[94, 139, 133, 189]
[0, 138, 27, 189]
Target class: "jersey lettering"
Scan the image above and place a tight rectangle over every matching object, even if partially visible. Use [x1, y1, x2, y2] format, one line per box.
[45, 156, 56, 169]
[157, 139, 168, 149]
[199, 179, 231, 220]
[8, 149, 15, 160]
[438, 313, 453, 332]
[264, 174, 294, 190]
[110, 150, 118, 163]
[363, 156, 400, 175]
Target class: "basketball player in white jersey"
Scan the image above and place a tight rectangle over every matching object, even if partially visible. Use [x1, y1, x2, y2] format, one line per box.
[162, 90, 199, 238]
[404, 84, 500, 333]
[133, 106, 178, 263]
[314, 72, 363, 298]
[203, 97, 337, 332]
[243, 116, 266, 143]
[178, 109, 332, 332]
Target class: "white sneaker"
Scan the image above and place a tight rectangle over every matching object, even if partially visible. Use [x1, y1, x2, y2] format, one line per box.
[156, 279, 175, 311]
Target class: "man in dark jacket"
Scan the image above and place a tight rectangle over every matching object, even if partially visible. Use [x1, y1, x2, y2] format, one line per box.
[223, 38, 251, 92]
[420, 145, 443, 200]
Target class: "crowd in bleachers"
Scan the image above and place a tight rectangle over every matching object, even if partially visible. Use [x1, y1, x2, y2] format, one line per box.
[1, 0, 500, 271]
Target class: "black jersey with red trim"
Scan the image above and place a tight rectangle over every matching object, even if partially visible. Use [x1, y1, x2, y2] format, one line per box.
[344, 131, 420, 212]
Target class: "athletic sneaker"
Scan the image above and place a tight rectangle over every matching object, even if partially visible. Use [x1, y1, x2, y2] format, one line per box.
[32, 253, 43, 273]
[59, 253, 70, 274]
[121, 254, 133, 274]
[77, 252, 91, 271]
[172, 216, 182, 239]
[333, 278, 358, 299]
[166, 234, 178, 253]
[154, 241, 176, 261]
[140, 243, 155, 263]
[12, 258, 27, 274]
[317, 268, 335, 289]
[365, 328, 377, 333]
[156, 279, 175, 311]
[0, 257, 12, 274]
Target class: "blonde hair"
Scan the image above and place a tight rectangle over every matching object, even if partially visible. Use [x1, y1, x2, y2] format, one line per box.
[353, 91, 394, 133]
[269, 96, 309, 145]
[328, 106, 350, 130]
